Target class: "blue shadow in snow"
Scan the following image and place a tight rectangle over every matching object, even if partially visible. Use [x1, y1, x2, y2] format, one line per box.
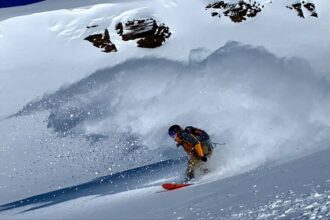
[0, 0, 45, 8]
[0, 157, 187, 213]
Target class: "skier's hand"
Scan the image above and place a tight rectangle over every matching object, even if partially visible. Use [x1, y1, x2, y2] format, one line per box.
[201, 156, 207, 162]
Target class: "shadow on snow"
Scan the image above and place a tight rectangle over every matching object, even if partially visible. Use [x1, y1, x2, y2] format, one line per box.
[0, 157, 187, 213]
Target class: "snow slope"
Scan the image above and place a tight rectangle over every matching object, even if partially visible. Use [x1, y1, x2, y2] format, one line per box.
[0, 0, 330, 219]
[1, 0, 330, 118]
[1, 141, 329, 219]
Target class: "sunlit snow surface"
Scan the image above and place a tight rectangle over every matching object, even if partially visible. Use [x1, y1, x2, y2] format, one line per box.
[0, 0, 330, 219]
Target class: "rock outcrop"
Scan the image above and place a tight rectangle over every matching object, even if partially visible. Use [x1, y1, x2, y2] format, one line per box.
[84, 29, 117, 53]
[206, 0, 263, 23]
[286, 2, 318, 18]
[86, 24, 98, 29]
[115, 18, 171, 48]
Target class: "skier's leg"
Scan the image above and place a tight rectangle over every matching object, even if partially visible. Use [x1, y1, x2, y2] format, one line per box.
[185, 157, 198, 181]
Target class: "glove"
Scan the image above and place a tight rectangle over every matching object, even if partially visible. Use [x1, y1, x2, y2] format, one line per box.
[201, 156, 207, 162]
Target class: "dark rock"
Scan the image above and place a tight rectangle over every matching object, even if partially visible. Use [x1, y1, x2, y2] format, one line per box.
[287, 2, 318, 18]
[103, 44, 117, 53]
[115, 22, 124, 35]
[206, 1, 263, 23]
[303, 3, 318, 17]
[115, 18, 171, 48]
[86, 25, 99, 29]
[287, 3, 304, 18]
[211, 12, 219, 17]
[206, 1, 227, 10]
[84, 29, 117, 53]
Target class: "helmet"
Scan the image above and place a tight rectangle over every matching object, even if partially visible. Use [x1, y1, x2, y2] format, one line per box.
[168, 125, 182, 138]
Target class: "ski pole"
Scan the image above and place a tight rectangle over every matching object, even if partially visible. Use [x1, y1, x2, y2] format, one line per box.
[212, 142, 226, 146]
[212, 142, 226, 149]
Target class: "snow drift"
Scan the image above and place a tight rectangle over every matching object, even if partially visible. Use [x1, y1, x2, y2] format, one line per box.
[16, 41, 330, 167]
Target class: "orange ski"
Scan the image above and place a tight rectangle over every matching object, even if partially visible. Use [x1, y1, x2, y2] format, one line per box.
[162, 183, 192, 190]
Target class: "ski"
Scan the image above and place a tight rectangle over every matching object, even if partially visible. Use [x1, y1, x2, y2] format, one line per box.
[161, 183, 192, 191]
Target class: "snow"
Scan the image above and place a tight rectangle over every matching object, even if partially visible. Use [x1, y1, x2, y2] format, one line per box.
[0, 0, 330, 219]
[1, 0, 330, 117]
[2, 41, 330, 206]
[1, 144, 329, 219]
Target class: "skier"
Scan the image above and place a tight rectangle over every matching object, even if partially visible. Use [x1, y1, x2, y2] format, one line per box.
[168, 125, 213, 182]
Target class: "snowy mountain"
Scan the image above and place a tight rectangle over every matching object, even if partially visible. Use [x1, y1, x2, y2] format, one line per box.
[0, 0, 330, 219]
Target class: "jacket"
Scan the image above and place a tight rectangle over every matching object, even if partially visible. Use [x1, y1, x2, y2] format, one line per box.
[175, 127, 207, 158]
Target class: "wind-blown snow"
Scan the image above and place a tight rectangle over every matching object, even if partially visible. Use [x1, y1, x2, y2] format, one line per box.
[1, 41, 330, 205]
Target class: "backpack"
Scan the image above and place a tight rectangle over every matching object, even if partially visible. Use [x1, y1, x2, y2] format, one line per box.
[184, 126, 209, 142]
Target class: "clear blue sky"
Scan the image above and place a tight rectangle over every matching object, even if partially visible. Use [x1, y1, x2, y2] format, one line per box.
[0, 0, 44, 8]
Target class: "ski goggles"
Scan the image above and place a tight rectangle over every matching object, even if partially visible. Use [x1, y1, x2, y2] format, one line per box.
[168, 130, 177, 138]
